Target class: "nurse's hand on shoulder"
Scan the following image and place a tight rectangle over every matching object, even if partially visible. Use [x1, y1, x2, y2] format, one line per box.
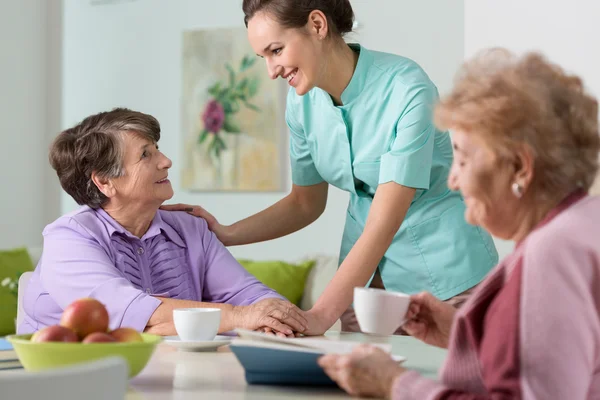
[160, 203, 229, 243]
[401, 292, 457, 349]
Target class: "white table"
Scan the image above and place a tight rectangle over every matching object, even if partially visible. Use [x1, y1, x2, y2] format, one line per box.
[127, 332, 447, 399]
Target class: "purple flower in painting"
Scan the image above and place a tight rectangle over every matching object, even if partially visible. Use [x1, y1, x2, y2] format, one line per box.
[202, 100, 225, 134]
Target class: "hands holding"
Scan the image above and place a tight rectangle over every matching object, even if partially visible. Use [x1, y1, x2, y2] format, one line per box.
[233, 298, 308, 337]
[254, 307, 335, 337]
[239, 290, 458, 341]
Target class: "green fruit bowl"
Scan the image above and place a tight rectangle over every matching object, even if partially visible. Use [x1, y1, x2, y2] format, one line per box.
[6, 333, 162, 378]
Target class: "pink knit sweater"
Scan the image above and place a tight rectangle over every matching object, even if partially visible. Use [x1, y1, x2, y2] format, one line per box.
[393, 192, 600, 399]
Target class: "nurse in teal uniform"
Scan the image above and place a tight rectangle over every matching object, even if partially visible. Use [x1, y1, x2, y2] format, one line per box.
[164, 0, 498, 335]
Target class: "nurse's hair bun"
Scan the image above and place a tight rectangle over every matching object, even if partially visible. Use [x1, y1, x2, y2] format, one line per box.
[243, 0, 355, 37]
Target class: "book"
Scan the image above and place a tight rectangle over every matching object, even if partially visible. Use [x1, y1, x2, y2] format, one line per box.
[230, 329, 405, 386]
[0, 352, 18, 362]
[0, 360, 22, 371]
[0, 338, 18, 362]
[0, 338, 13, 351]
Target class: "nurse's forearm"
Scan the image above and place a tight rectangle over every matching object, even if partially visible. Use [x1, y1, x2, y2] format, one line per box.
[225, 182, 329, 245]
[312, 183, 415, 323]
[311, 228, 396, 322]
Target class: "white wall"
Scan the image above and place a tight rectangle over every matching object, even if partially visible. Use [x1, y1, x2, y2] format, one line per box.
[0, 0, 62, 250]
[464, 0, 600, 259]
[61, 0, 465, 261]
[6, 1, 596, 263]
[465, 1, 600, 96]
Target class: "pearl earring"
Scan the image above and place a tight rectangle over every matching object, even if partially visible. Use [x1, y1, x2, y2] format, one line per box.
[512, 182, 523, 198]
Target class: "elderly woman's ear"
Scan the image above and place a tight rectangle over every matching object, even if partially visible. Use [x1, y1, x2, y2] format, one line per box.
[91, 172, 116, 198]
[511, 144, 535, 198]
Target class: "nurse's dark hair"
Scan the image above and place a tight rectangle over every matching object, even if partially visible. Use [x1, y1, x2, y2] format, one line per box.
[49, 108, 161, 209]
[243, 0, 354, 37]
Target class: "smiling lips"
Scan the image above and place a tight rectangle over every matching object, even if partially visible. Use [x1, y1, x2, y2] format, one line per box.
[156, 177, 169, 184]
[284, 68, 298, 85]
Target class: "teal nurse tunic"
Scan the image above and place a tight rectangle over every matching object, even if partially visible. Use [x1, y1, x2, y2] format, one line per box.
[286, 44, 498, 300]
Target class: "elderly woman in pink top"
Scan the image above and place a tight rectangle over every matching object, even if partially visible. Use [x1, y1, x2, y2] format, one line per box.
[19, 108, 307, 337]
[319, 49, 600, 399]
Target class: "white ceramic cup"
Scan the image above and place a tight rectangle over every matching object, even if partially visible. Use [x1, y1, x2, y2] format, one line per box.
[173, 308, 221, 342]
[353, 287, 411, 335]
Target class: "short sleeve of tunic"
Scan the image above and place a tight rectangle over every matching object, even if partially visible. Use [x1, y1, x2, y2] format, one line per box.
[379, 83, 438, 190]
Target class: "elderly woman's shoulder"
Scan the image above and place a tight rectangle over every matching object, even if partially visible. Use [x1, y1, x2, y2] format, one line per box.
[523, 195, 600, 268]
[42, 206, 106, 238]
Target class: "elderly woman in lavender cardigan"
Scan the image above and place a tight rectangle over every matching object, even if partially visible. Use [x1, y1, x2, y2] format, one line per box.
[18, 108, 307, 337]
[319, 50, 600, 399]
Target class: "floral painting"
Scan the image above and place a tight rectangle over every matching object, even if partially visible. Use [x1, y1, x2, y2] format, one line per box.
[181, 28, 286, 192]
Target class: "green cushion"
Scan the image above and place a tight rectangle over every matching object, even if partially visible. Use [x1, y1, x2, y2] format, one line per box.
[0, 248, 34, 335]
[238, 259, 315, 306]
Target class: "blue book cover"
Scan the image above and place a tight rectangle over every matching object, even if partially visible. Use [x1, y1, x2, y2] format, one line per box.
[0, 338, 13, 351]
[230, 344, 335, 386]
[230, 330, 403, 386]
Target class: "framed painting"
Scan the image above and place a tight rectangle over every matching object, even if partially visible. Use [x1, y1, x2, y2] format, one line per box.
[181, 27, 287, 192]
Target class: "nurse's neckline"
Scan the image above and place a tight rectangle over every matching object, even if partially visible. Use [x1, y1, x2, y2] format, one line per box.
[324, 43, 374, 108]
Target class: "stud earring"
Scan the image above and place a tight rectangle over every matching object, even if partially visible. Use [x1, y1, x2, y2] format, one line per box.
[511, 182, 524, 198]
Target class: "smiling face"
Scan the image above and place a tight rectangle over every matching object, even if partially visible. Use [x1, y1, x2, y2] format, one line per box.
[448, 130, 521, 239]
[108, 132, 173, 208]
[247, 11, 327, 95]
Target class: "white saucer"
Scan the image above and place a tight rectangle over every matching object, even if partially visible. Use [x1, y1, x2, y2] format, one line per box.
[392, 355, 407, 363]
[164, 335, 232, 351]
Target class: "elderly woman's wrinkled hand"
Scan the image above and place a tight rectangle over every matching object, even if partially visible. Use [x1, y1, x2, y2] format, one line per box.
[318, 344, 406, 398]
[401, 291, 456, 349]
[235, 298, 308, 335]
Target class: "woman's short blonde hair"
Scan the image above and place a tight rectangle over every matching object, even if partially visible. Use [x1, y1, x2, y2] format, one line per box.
[435, 48, 600, 199]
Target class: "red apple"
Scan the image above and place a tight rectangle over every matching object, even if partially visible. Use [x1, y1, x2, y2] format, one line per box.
[60, 298, 109, 339]
[31, 325, 79, 343]
[82, 332, 116, 343]
[109, 327, 143, 343]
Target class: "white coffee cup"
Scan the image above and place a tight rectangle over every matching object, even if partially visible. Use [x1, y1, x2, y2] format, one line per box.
[173, 308, 221, 342]
[353, 287, 411, 335]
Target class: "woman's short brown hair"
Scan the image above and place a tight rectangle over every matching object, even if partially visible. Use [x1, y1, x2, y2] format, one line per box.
[49, 108, 161, 208]
[435, 48, 600, 199]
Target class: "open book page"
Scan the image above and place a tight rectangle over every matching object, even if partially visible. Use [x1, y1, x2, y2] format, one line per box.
[233, 328, 392, 355]
[0, 352, 18, 362]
